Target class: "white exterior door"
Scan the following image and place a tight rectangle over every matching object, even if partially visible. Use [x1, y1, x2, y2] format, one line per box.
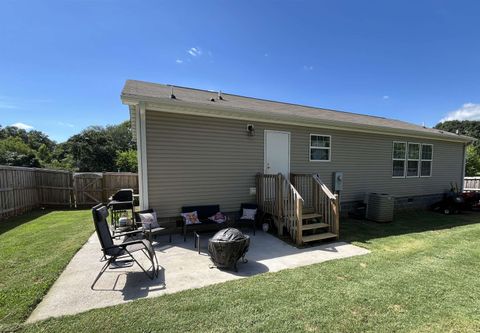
[264, 130, 290, 176]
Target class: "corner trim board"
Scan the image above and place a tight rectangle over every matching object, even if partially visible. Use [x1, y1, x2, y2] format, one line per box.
[136, 103, 149, 209]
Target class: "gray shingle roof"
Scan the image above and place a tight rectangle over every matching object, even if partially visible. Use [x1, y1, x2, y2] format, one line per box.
[122, 79, 473, 143]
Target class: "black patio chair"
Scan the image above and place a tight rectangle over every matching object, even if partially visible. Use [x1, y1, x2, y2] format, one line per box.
[236, 203, 259, 235]
[134, 208, 172, 243]
[91, 203, 159, 289]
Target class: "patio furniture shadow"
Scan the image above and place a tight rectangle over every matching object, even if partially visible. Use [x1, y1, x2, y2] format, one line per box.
[91, 267, 166, 300]
[342, 210, 480, 244]
[122, 268, 167, 301]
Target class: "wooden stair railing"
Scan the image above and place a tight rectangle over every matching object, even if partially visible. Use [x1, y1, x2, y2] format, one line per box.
[256, 173, 339, 245]
[256, 173, 304, 242]
[312, 173, 340, 239]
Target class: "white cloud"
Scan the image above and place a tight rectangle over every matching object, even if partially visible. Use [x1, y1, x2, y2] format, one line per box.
[11, 122, 34, 130]
[264, 53, 269, 57]
[383, 95, 389, 100]
[175, 59, 184, 64]
[440, 103, 480, 122]
[187, 47, 202, 57]
[58, 121, 74, 128]
[303, 65, 314, 71]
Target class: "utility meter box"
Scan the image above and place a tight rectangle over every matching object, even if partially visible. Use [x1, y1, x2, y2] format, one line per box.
[333, 172, 344, 191]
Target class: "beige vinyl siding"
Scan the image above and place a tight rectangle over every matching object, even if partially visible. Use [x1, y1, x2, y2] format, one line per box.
[145, 110, 464, 218]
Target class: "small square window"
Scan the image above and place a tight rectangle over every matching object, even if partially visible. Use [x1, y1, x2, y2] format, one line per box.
[310, 135, 331, 161]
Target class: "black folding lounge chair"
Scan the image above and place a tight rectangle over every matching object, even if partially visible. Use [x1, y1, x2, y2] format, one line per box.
[91, 203, 159, 289]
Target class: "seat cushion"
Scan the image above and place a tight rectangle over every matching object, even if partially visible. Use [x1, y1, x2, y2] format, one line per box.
[181, 211, 201, 225]
[138, 211, 160, 229]
[241, 208, 257, 220]
[208, 212, 227, 224]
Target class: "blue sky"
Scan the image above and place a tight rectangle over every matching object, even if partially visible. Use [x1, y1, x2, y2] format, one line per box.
[1, 0, 479, 142]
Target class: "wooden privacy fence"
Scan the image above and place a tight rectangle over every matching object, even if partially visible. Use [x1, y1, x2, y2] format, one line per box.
[0, 165, 138, 220]
[74, 172, 138, 207]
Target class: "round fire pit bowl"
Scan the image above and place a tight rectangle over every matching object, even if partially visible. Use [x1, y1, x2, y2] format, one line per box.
[208, 228, 250, 271]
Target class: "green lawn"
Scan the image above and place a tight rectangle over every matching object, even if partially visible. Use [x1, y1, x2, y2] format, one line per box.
[17, 210, 480, 333]
[0, 209, 93, 332]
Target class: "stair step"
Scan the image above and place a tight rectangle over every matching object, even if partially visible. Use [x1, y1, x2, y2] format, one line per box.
[302, 213, 322, 220]
[301, 222, 329, 230]
[303, 207, 315, 214]
[302, 232, 338, 243]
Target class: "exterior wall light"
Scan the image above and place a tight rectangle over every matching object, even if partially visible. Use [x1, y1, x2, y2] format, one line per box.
[246, 124, 255, 136]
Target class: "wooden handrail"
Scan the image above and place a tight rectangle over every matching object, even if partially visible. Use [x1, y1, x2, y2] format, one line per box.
[312, 174, 336, 200]
[312, 173, 339, 239]
[256, 173, 304, 241]
[256, 172, 339, 244]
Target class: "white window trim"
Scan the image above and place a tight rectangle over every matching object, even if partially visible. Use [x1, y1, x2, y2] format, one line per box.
[406, 142, 421, 178]
[392, 141, 406, 178]
[309, 134, 331, 162]
[420, 144, 434, 178]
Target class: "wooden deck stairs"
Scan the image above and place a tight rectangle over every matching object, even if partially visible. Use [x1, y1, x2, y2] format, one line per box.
[299, 209, 338, 243]
[256, 173, 340, 246]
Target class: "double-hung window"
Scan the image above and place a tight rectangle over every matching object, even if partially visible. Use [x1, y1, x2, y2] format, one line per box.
[310, 135, 331, 161]
[407, 143, 420, 177]
[392, 142, 406, 177]
[420, 144, 433, 177]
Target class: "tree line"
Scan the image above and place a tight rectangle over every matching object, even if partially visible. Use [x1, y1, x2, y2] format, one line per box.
[434, 120, 480, 176]
[0, 121, 137, 172]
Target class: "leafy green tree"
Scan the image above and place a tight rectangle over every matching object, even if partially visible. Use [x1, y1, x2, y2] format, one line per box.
[106, 121, 135, 152]
[435, 120, 480, 149]
[115, 150, 138, 172]
[465, 145, 480, 176]
[37, 143, 51, 163]
[67, 127, 117, 171]
[0, 137, 41, 167]
[435, 120, 480, 176]
[0, 121, 135, 172]
[27, 130, 55, 151]
[0, 126, 29, 143]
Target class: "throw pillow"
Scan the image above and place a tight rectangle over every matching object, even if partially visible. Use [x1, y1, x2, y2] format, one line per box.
[209, 212, 227, 224]
[181, 211, 201, 225]
[241, 208, 257, 220]
[139, 211, 160, 229]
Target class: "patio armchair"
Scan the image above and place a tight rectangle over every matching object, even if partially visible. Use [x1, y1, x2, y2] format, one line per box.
[91, 203, 159, 289]
[134, 208, 172, 243]
[236, 203, 259, 235]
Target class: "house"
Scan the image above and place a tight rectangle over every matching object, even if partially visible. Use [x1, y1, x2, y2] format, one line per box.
[121, 79, 473, 245]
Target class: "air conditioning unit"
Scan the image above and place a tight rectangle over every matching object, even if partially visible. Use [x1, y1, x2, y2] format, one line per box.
[366, 193, 394, 223]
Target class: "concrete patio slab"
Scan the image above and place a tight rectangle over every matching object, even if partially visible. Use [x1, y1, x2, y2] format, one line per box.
[27, 231, 369, 323]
